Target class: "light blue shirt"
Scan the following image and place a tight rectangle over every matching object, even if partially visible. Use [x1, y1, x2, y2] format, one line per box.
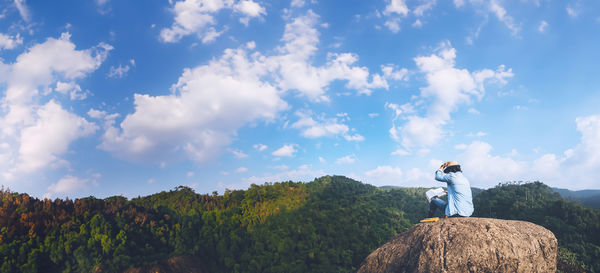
[435, 170, 474, 217]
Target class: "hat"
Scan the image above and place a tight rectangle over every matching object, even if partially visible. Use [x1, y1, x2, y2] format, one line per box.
[443, 161, 459, 171]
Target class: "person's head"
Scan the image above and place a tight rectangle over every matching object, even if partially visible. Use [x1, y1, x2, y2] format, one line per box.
[443, 161, 461, 173]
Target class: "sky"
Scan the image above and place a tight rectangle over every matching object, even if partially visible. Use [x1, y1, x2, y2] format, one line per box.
[0, 0, 599, 199]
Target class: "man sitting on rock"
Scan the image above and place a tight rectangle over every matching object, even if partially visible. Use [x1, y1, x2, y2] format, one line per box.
[428, 161, 474, 218]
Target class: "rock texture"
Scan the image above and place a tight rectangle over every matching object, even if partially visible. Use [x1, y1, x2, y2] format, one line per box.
[357, 217, 557, 273]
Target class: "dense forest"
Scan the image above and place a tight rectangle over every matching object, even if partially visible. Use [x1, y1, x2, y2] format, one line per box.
[1, 176, 598, 272]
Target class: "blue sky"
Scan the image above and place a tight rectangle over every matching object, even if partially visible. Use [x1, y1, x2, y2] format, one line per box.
[1, 0, 599, 199]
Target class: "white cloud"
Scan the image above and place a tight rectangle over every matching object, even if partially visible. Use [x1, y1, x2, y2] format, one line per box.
[453, 115, 600, 189]
[383, 0, 409, 16]
[101, 11, 393, 164]
[231, 149, 248, 159]
[369, 113, 380, 118]
[187, 171, 194, 177]
[413, 0, 436, 17]
[318, 156, 325, 163]
[273, 11, 389, 100]
[47, 175, 89, 194]
[412, 19, 423, 28]
[384, 18, 402, 33]
[235, 0, 266, 26]
[467, 131, 486, 137]
[344, 134, 365, 141]
[488, 0, 520, 35]
[0, 33, 23, 50]
[459, 0, 521, 39]
[235, 166, 248, 173]
[291, 111, 349, 138]
[538, 20, 548, 33]
[566, 6, 578, 18]
[291, 110, 364, 141]
[15, 101, 97, 173]
[160, 0, 266, 43]
[107, 64, 131, 78]
[55, 81, 89, 100]
[13, 0, 31, 22]
[381, 64, 409, 81]
[455, 141, 526, 187]
[0, 33, 110, 179]
[468, 108, 480, 115]
[272, 144, 297, 157]
[99, 47, 287, 163]
[253, 143, 267, 151]
[381, 0, 436, 33]
[271, 164, 289, 171]
[291, 0, 305, 8]
[2, 33, 111, 106]
[388, 41, 512, 151]
[391, 148, 410, 156]
[513, 105, 528, 110]
[335, 154, 356, 164]
[363, 165, 431, 187]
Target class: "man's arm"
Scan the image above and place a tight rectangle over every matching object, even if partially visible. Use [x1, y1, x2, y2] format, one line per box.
[435, 169, 451, 183]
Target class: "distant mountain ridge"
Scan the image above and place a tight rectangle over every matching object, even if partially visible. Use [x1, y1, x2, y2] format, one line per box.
[552, 187, 600, 209]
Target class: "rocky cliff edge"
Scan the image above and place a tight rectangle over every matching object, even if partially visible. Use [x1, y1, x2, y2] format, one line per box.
[357, 217, 557, 273]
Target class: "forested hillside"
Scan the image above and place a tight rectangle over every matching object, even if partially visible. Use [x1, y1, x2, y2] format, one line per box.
[1, 177, 598, 272]
[0, 176, 429, 272]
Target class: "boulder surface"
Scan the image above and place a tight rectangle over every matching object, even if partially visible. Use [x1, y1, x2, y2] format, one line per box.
[357, 217, 557, 273]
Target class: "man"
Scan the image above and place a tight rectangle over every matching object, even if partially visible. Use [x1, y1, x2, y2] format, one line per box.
[427, 161, 474, 218]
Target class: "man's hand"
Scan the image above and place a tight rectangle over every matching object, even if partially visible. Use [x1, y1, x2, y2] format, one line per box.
[439, 162, 447, 171]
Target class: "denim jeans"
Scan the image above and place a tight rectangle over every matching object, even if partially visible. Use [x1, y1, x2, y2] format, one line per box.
[428, 198, 447, 218]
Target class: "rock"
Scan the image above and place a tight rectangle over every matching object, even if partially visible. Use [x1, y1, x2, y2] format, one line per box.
[357, 217, 557, 273]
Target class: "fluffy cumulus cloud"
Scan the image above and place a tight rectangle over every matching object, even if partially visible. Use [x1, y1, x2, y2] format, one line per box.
[291, 110, 364, 141]
[382, 0, 408, 33]
[388, 41, 512, 152]
[335, 154, 356, 164]
[363, 165, 431, 187]
[272, 144, 297, 157]
[381, 0, 437, 32]
[15, 101, 97, 173]
[100, 11, 392, 165]
[160, 0, 266, 43]
[107, 60, 135, 79]
[454, 141, 526, 186]
[272, 11, 390, 101]
[453, 115, 600, 189]
[0, 33, 23, 50]
[47, 175, 90, 196]
[0, 33, 110, 180]
[99, 47, 287, 163]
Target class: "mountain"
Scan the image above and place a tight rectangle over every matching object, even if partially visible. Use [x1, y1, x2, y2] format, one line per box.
[553, 187, 600, 209]
[0, 177, 598, 272]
